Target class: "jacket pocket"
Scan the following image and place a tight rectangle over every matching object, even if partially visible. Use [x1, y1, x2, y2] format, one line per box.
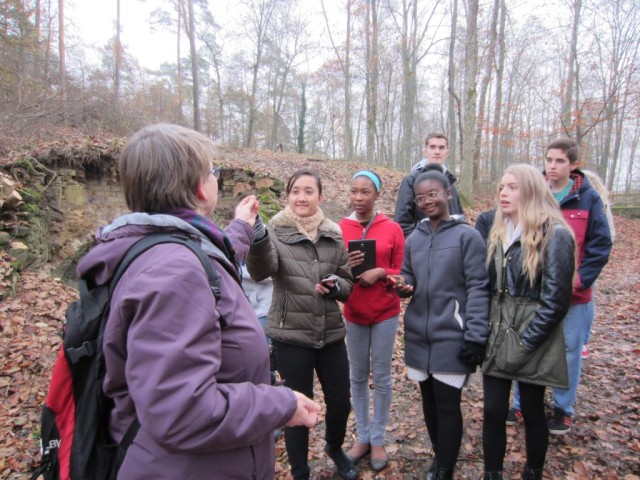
[495, 327, 533, 372]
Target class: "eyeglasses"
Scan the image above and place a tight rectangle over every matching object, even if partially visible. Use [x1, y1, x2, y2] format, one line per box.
[210, 167, 221, 179]
[414, 191, 445, 204]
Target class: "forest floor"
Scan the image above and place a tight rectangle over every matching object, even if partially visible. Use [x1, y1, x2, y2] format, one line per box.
[0, 150, 639, 479]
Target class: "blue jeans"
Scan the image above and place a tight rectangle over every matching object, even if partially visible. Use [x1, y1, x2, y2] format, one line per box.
[513, 303, 589, 417]
[345, 315, 399, 446]
[583, 300, 595, 345]
[552, 303, 590, 416]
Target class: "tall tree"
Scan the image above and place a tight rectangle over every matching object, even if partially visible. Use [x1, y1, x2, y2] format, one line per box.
[561, 0, 582, 138]
[114, 0, 122, 116]
[243, 0, 279, 147]
[386, 0, 445, 170]
[364, 0, 379, 162]
[321, 0, 354, 160]
[182, 0, 200, 130]
[447, 0, 460, 170]
[474, 0, 500, 176]
[489, 0, 506, 180]
[297, 80, 306, 153]
[58, 0, 66, 122]
[459, 0, 479, 199]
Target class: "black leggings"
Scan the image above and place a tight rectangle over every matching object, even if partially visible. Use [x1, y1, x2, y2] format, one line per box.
[483, 375, 548, 471]
[274, 340, 351, 479]
[418, 376, 463, 470]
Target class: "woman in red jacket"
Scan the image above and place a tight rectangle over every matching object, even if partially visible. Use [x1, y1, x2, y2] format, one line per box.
[339, 170, 405, 472]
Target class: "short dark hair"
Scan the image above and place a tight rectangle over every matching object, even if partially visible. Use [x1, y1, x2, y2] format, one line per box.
[424, 133, 449, 148]
[286, 169, 323, 196]
[415, 170, 450, 191]
[546, 138, 580, 164]
[119, 124, 213, 212]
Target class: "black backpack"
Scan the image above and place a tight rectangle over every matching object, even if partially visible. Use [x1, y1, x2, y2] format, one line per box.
[31, 232, 223, 480]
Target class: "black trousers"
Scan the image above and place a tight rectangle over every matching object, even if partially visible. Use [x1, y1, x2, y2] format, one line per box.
[483, 375, 548, 471]
[419, 376, 464, 470]
[274, 339, 351, 479]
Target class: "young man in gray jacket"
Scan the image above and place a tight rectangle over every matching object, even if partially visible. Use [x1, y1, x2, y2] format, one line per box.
[394, 133, 464, 237]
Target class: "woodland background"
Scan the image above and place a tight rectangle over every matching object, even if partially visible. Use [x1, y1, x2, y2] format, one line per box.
[0, 148, 638, 479]
[2, 0, 640, 199]
[1, 0, 640, 478]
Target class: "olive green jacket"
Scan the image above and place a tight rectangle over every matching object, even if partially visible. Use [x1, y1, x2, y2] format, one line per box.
[482, 225, 574, 388]
[246, 211, 353, 349]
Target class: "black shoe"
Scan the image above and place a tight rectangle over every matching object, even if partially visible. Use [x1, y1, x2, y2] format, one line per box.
[522, 465, 543, 480]
[506, 407, 522, 426]
[549, 408, 571, 435]
[481, 471, 503, 480]
[425, 459, 438, 480]
[434, 467, 454, 480]
[324, 445, 359, 480]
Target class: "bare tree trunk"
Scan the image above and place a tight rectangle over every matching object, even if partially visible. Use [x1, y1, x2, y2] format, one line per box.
[244, 0, 277, 148]
[114, 0, 122, 118]
[447, 0, 459, 170]
[608, 99, 627, 191]
[400, 0, 418, 171]
[344, 0, 354, 159]
[58, 0, 66, 123]
[184, 0, 200, 131]
[490, 0, 506, 181]
[625, 122, 640, 193]
[321, 0, 354, 159]
[460, 0, 479, 200]
[561, 0, 581, 137]
[474, 0, 499, 180]
[177, 2, 184, 124]
[365, 0, 379, 163]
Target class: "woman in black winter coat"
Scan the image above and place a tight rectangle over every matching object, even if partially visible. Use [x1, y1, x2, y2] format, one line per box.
[389, 170, 490, 480]
[480, 164, 575, 480]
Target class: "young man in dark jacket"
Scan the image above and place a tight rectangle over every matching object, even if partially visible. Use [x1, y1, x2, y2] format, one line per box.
[509, 138, 612, 435]
[394, 133, 464, 237]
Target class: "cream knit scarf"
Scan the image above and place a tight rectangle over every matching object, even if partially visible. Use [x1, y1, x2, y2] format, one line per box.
[284, 205, 325, 240]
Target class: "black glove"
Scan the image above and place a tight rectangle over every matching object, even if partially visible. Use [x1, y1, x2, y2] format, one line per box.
[253, 215, 267, 242]
[458, 341, 486, 367]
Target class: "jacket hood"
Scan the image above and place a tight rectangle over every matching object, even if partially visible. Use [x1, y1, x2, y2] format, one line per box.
[342, 211, 392, 226]
[269, 209, 343, 238]
[415, 214, 467, 233]
[77, 213, 228, 287]
[541, 168, 589, 198]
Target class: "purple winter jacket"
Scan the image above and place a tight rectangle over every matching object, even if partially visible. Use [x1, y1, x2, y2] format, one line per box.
[77, 213, 297, 479]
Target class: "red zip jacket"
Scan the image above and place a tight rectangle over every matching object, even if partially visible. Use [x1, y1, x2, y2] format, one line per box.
[339, 212, 405, 325]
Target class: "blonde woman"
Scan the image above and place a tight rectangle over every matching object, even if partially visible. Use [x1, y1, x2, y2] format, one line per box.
[581, 170, 615, 357]
[481, 164, 575, 480]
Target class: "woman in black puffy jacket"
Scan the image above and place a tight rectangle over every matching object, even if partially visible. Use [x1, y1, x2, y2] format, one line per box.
[480, 164, 575, 480]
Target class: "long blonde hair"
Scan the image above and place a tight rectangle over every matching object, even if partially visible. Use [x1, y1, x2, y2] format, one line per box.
[582, 170, 609, 205]
[487, 164, 573, 286]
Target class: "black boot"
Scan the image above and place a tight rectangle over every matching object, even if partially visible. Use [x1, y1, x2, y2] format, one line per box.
[324, 445, 359, 480]
[434, 467, 454, 480]
[522, 465, 543, 480]
[425, 459, 438, 480]
[481, 472, 503, 480]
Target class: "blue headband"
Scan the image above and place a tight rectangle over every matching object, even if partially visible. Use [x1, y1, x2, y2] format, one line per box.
[352, 171, 381, 191]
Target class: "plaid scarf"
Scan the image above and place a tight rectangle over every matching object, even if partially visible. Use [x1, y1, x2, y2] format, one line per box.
[165, 208, 238, 269]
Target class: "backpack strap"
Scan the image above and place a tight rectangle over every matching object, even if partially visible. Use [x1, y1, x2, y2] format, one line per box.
[66, 232, 226, 365]
[114, 233, 223, 307]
